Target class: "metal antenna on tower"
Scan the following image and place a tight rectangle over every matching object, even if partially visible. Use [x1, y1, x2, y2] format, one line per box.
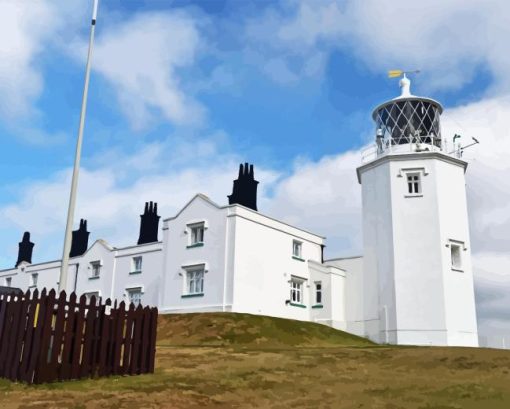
[59, 0, 99, 293]
[449, 135, 480, 157]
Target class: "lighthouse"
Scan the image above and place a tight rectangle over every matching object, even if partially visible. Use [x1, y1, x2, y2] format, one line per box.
[356, 74, 478, 346]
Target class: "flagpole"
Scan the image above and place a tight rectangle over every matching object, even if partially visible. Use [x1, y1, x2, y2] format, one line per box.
[59, 0, 99, 293]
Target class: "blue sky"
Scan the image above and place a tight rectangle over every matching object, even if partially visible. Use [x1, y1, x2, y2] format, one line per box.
[1, 0, 510, 339]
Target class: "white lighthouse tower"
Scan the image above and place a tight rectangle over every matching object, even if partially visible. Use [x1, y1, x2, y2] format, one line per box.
[356, 74, 478, 346]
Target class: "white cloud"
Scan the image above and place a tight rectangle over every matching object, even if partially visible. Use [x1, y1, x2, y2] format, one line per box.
[0, 0, 86, 143]
[267, 150, 363, 257]
[68, 11, 205, 129]
[0, 0, 89, 118]
[0, 1, 55, 119]
[1, 2, 207, 137]
[442, 96, 510, 253]
[245, 0, 510, 93]
[473, 252, 510, 339]
[0, 135, 279, 263]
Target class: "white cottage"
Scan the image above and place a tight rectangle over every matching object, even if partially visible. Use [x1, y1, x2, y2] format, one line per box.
[0, 77, 479, 347]
[0, 191, 347, 331]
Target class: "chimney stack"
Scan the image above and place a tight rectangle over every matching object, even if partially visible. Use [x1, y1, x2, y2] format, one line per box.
[228, 162, 259, 211]
[70, 219, 90, 257]
[138, 201, 160, 245]
[16, 232, 34, 267]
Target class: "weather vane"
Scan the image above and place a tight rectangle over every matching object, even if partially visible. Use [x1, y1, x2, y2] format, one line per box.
[387, 69, 421, 78]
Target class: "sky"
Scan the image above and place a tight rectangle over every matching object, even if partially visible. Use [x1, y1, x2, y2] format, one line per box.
[0, 0, 509, 341]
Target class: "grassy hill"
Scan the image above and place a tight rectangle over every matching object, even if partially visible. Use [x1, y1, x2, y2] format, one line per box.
[1, 312, 510, 409]
[156, 312, 374, 348]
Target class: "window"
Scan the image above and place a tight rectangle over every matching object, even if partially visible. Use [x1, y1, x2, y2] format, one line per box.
[90, 261, 101, 278]
[84, 292, 100, 304]
[315, 282, 322, 304]
[450, 243, 463, 270]
[30, 273, 38, 287]
[188, 223, 205, 246]
[127, 288, 143, 307]
[5, 277, 12, 287]
[290, 279, 303, 304]
[407, 173, 421, 194]
[292, 240, 302, 259]
[191, 224, 205, 244]
[186, 269, 204, 295]
[131, 256, 143, 274]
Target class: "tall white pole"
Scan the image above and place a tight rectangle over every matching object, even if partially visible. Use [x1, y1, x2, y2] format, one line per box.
[59, 0, 99, 293]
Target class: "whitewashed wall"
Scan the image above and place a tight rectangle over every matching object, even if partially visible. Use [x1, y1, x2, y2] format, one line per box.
[326, 256, 364, 336]
[112, 242, 163, 307]
[435, 159, 478, 346]
[230, 205, 324, 321]
[308, 260, 346, 330]
[160, 195, 229, 313]
[358, 152, 478, 346]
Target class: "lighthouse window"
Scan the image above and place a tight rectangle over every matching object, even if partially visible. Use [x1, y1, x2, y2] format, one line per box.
[407, 173, 421, 194]
[450, 243, 463, 270]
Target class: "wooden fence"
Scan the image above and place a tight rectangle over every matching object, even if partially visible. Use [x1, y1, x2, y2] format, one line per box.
[0, 288, 158, 384]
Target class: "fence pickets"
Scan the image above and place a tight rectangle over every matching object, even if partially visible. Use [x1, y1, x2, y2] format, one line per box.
[0, 288, 157, 384]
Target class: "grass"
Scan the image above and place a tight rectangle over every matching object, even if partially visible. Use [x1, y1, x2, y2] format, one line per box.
[156, 312, 374, 348]
[1, 313, 510, 408]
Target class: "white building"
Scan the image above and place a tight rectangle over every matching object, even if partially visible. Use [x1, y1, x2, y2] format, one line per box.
[0, 77, 478, 347]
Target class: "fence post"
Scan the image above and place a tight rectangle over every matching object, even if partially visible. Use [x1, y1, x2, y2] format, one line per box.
[59, 292, 77, 380]
[80, 294, 97, 379]
[34, 289, 56, 384]
[9, 290, 31, 381]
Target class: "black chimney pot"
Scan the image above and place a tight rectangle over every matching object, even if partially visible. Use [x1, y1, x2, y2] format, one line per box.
[16, 232, 34, 267]
[138, 201, 160, 245]
[70, 219, 90, 257]
[227, 162, 259, 211]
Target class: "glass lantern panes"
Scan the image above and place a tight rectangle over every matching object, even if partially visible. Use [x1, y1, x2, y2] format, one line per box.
[374, 99, 442, 148]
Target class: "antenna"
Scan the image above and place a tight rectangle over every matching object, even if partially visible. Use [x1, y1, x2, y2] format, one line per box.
[448, 135, 480, 157]
[461, 137, 481, 151]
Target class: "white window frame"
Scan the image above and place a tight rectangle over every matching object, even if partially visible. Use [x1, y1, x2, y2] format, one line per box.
[406, 172, 421, 195]
[292, 240, 303, 259]
[315, 281, 322, 305]
[131, 256, 143, 274]
[30, 272, 38, 288]
[90, 260, 102, 279]
[183, 266, 205, 296]
[126, 287, 143, 307]
[4, 276, 12, 287]
[188, 222, 205, 246]
[290, 278, 304, 304]
[449, 240, 464, 271]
